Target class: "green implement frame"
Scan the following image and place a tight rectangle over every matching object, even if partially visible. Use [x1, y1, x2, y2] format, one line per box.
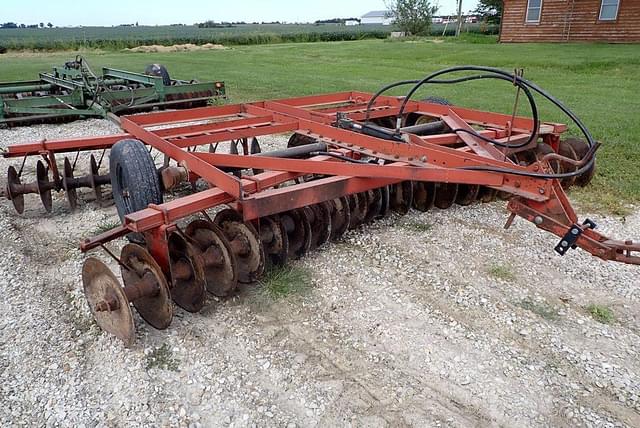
[0, 56, 226, 126]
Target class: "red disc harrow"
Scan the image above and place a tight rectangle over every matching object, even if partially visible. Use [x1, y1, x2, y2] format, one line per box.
[3, 68, 638, 345]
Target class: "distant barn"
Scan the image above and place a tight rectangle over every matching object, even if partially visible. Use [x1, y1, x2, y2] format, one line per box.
[361, 10, 394, 25]
[500, 0, 640, 42]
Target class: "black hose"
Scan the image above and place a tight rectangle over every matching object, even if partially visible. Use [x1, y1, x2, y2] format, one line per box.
[365, 66, 597, 179]
[364, 74, 539, 149]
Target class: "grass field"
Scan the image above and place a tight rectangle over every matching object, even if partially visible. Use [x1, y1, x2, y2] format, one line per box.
[0, 38, 638, 210]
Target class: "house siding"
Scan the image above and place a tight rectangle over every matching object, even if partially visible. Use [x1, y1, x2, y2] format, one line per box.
[499, 0, 640, 42]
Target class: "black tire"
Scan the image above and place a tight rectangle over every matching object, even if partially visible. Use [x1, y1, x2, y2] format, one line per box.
[144, 64, 171, 86]
[110, 139, 163, 221]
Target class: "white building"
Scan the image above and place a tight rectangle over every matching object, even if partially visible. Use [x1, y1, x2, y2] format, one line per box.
[361, 10, 393, 25]
[345, 20, 360, 26]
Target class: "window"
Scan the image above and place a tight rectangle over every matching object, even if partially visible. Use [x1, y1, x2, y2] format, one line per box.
[526, 0, 543, 23]
[599, 0, 620, 21]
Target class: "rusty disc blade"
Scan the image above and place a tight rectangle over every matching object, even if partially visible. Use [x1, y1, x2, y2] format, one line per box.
[215, 209, 265, 283]
[186, 219, 238, 297]
[62, 157, 78, 211]
[348, 192, 368, 229]
[412, 181, 435, 212]
[535, 143, 562, 174]
[168, 232, 207, 312]
[455, 184, 480, 207]
[259, 215, 289, 267]
[377, 185, 390, 219]
[6, 166, 25, 214]
[120, 243, 173, 330]
[558, 139, 579, 189]
[478, 186, 498, 203]
[306, 202, 332, 251]
[82, 257, 135, 347]
[564, 138, 595, 187]
[281, 208, 312, 259]
[88, 155, 103, 204]
[36, 160, 52, 213]
[389, 181, 413, 215]
[434, 183, 459, 210]
[329, 197, 351, 240]
[362, 188, 382, 224]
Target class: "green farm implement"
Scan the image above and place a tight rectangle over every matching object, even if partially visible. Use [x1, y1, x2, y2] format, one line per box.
[0, 56, 226, 127]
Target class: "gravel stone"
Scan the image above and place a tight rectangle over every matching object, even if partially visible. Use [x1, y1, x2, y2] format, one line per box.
[0, 119, 638, 426]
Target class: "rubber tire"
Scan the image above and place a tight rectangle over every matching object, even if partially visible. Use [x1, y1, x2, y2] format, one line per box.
[110, 139, 163, 221]
[144, 64, 172, 86]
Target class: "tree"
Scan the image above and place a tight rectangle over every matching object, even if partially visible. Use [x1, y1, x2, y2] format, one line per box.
[47, 22, 53, 28]
[474, 0, 503, 24]
[39, 22, 44, 28]
[455, 0, 463, 37]
[386, 0, 439, 36]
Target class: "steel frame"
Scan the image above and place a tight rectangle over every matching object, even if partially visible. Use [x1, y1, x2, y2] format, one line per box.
[5, 91, 639, 265]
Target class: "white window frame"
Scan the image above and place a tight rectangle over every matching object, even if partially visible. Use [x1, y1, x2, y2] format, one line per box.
[599, 0, 620, 21]
[526, 0, 543, 23]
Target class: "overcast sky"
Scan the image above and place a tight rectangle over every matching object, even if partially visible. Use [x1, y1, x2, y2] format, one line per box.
[2, 0, 479, 27]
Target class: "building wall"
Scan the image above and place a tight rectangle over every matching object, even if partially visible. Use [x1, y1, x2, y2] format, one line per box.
[361, 17, 393, 25]
[500, 0, 640, 42]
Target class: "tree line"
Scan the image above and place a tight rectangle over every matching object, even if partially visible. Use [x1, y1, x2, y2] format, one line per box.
[1, 22, 54, 29]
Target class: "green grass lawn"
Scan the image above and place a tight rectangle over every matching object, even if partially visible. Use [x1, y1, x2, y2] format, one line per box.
[1, 38, 639, 210]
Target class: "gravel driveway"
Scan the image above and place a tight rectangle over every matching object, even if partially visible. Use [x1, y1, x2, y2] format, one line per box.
[0, 120, 638, 427]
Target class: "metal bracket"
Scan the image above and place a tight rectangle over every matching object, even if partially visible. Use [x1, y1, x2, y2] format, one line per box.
[554, 219, 597, 256]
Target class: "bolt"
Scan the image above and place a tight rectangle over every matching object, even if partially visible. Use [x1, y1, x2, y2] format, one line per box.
[539, 188, 545, 194]
[534, 216, 543, 225]
[571, 228, 579, 235]
[561, 241, 569, 247]
[515, 182, 521, 188]
[420, 156, 427, 162]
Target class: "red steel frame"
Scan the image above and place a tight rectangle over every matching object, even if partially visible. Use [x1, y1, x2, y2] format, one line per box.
[4, 91, 639, 265]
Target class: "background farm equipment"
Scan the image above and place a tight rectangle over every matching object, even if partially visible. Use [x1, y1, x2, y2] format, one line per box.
[3, 66, 638, 346]
[0, 56, 226, 127]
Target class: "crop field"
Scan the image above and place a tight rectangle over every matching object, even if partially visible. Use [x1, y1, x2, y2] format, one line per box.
[0, 23, 497, 50]
[1, 38, 637, 211]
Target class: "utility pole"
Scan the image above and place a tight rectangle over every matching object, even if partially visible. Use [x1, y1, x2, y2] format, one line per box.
[456, 0, 464, 37]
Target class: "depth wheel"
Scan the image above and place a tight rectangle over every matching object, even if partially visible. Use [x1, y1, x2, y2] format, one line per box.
[110, 139, 163, 221]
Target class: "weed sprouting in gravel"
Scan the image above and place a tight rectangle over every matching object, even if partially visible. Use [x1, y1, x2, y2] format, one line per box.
[254, 265, 312, 303]
[487, 264, 516, 281]
[399, 221, 432, 233]
[93, 219, 121, 235]
[519, 299, 559, 321]
[146, 344, 179, 371]
[586, 304, 615, 324]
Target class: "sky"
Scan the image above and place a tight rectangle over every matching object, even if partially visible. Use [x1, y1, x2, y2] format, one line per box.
[1, 0, 479, 27]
